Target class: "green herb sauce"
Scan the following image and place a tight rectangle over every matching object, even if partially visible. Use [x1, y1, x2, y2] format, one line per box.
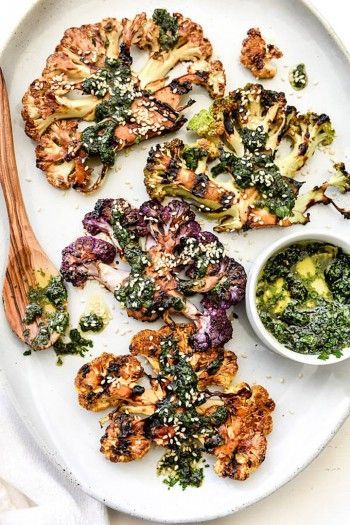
[289, 64, 308, 91]
[23, 274, 93, 364]
[53, 329, 93, 366]
[23, 276, 69, 351]
[81, 58, 136, 165]
[153, 335, 228, 489]
[152, 9, 179, 50]
[257, 242, 350, 359]
[79, 312, 105, 332]
[212, 126, 296, 219]
[182, 146, 208, 171]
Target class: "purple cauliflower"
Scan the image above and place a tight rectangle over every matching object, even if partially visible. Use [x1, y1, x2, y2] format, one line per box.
[60, 236, 127, 290]
[61, 199, 247, 350]
[190, 299, 234, 351]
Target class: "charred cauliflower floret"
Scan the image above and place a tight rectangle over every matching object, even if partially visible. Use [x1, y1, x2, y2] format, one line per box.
[75, 353, 144, 411]
[35, 120, 91, 190]
[138, 10, 212, 89]
[78, 326, 274, 488]
[275, 112, 335, 177]
[210, 383, 275, 480]
[240, 28, 283, 79]
[100, 412, 151, 462]
[22, 9, 225, 192]
[58, 22, 107, 68]
[187, 59, 226, 99]
[60, 235, 127, 290]
[187, 84, 297, 155]
[144, 84, 348, 232]
[22, 79, 98, 140]
[218, 84, 295, 155]
[129, 323, 238, 389]
[61, 199, 246, 350]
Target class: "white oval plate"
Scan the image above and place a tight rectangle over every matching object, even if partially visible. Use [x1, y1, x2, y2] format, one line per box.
[1, 0, 350, 522]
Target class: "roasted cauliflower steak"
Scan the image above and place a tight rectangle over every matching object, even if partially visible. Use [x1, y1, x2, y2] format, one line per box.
[144, 83, 350, 232]
[75, 323, 274, 488]
[22, 9, 225, 192]
[61, 198, 247, 351]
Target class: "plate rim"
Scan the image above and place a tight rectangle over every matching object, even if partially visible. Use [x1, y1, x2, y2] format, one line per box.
[0, 0, 350, 522]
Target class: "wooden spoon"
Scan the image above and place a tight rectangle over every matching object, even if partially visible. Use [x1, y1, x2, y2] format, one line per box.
[0, 68, 60, 348]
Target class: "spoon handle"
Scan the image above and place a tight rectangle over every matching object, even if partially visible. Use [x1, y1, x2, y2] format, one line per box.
[0, 68, 31, 243]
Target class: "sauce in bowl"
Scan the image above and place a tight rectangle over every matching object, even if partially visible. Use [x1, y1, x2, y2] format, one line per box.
[256, 241, 350, 360]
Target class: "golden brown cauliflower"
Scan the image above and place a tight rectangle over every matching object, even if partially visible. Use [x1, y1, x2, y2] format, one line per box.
[76, 323, 274, 488]
[22, 79, 98, 140]
[35, 120, 91, 190]
[75, 353, 144, 411]
[210, 383, 275, 480]
[130, 323, 238, 389]
[100, 412, 151, 462]
[22, 9, 225, 192]
[240, 28, 283, 79]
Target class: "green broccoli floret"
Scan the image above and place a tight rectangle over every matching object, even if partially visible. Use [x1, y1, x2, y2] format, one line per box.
[152, 8, 179, 50]
[276, 112, 335, 178]
[187, 108, 218, 137]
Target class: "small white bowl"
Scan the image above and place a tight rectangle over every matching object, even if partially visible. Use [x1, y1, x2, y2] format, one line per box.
[245, 229, 350, 365]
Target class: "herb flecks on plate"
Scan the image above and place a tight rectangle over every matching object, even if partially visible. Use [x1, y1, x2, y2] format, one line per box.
[257, 241, 350, 360]
[79, 312, 105, 332]
[144, 84, 350, 232]
[75, 324, 275, 488]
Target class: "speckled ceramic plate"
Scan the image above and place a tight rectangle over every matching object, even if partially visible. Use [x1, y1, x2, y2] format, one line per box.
[1, 0, 350, 522]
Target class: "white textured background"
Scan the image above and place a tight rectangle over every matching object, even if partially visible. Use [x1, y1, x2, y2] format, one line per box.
[0, 1, 349, 524]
